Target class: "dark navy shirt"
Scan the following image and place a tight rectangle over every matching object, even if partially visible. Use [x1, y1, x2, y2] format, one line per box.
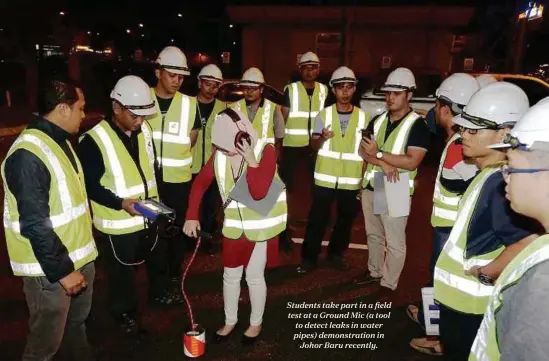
[465, 171, 540, 258]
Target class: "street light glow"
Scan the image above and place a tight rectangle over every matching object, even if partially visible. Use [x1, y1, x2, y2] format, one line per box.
[230, 24, 233, 28]
[139, 23, 144, 28]
[59, 11, 65, 16]
[233, 41, 236, 45]
[178, 13, 182, 17]
[87, 31, 91, 35]
[126, 29, 131, 34]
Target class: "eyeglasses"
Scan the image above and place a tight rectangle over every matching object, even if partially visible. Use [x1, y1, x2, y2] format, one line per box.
[501, 164, 549, 176]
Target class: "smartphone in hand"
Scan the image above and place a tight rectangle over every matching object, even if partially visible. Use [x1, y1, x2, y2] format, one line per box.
[360, 129, 373, 140]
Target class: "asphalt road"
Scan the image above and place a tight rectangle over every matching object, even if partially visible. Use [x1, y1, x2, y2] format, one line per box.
[0, 112, 440, 361]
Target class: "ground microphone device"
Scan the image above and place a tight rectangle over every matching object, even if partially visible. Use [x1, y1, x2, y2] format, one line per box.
[134, 199, 175, 221]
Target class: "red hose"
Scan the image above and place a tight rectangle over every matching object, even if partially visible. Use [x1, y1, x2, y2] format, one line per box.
[181, 236, 201, 332]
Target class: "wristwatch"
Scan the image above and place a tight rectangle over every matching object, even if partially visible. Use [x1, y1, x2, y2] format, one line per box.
[376, 151, 383, 159]
[477, 267, 494, 286]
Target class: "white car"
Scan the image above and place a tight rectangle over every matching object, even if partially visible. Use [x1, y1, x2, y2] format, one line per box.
[360, 73, 549, 119]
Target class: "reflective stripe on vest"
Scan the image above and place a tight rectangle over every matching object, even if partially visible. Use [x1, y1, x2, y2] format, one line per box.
[192, 99, 227, 174]
[215, 140, 287, 241]
[431, 133, 463, 227]
[10, 241, 96, 275]
[362, 111, 420, 193]
[283, 82, 327, 147]
[314, 106, 368, 190]
[469, 236, 549, 361]
[85, 121, 158, 234]
[149, 91, 195, 183]
[231, 99, 276, 144]
[434, 164, 503, 314]
[2, 129, 97, 277]
[3, 134, 88, 233]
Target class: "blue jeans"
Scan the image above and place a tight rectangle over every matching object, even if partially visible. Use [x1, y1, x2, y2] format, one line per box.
[418, 227, 452, 329]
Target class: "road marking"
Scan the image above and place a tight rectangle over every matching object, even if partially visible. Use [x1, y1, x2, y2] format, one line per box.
[291, 238, 368, 250]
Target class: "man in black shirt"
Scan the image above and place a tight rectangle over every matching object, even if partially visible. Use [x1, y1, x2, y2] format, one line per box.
[189, 64, 227, 253]
[357, 68, 430, 293]
[2, 80, 97, 360]
[80, 76, 177, 336]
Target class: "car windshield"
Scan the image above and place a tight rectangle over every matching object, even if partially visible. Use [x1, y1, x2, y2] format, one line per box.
[373, 74, 440, 98]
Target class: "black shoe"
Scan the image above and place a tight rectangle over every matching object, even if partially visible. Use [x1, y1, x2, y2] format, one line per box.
[354, 272, 382, 285]
[241, 333, 259, 346]
[114, 313, 147, 336]
[296, 261, 316, 275]
[211, 326, 237, 344]
[325, 255, 347, 271]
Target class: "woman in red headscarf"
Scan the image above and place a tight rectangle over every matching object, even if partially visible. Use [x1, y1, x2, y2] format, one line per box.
[183, 108, 287, 345]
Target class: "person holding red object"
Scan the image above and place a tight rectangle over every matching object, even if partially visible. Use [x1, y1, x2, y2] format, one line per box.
[183, 108, 287, 346]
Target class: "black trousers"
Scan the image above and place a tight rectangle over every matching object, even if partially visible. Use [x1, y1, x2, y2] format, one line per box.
[101, 229, 168, 316]
[301, 185, 359, 264]
[280, 146, 316, 192]
[158, 180, 191, 279]
[439, 304, 484, 361]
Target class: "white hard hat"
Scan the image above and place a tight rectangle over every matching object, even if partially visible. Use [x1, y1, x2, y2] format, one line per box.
[110, 75, 156, 117]
[240, 67, 265, 87]
[380, 67, 416, 92]
[436, 73, 480, 107]
[156, 46, 190, 75]
[488, 101, 549, 150]
[453, 82, 529, 130]
[329, 66, 357, 87]
[537, 95, 549, 105]
[299, 51, 320, 66]
[476, 74, 498, 88]
[197, 64, 223, 83]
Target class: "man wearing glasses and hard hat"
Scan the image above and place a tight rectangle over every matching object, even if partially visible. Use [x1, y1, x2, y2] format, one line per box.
[470, 97, 549, 361]
[433, 82, 539, 361]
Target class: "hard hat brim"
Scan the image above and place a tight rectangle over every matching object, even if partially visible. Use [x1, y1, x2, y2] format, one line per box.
[239, 80, 263, 87]
[158, 64, 190, 76]
[198, 75, 223, 83]
[129, 106, 157, 117]
[380, 85, 409, 92]
[452, 114, 486, 130]
[299, 61, 320, 67]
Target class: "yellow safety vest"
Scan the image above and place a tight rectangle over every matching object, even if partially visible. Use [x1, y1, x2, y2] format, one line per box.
[469, 234, 549, 361]
[82, 120, 159, 235]
[230, 98, 276, 144]
[314, 105, 369, 190]
[362, 111, 421, 195]
[192, 99, 227, 174]
[431, 133, 462, 227]
[283, 81, 328, 147]
[214, 140, 287, 241]
[2, 128, 97, 276]
[148, 90, 197, 183]
[434, 163, 504, 315]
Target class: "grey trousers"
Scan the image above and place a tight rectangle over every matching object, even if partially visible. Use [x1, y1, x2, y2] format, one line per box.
[22, 262, 96, 361]
[361, 190, 409, 290]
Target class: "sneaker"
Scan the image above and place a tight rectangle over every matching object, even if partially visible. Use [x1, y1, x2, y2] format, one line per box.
[409, 337, 443, 356]
[296, 261, 316, 275]
[353, 272, 382, 285]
